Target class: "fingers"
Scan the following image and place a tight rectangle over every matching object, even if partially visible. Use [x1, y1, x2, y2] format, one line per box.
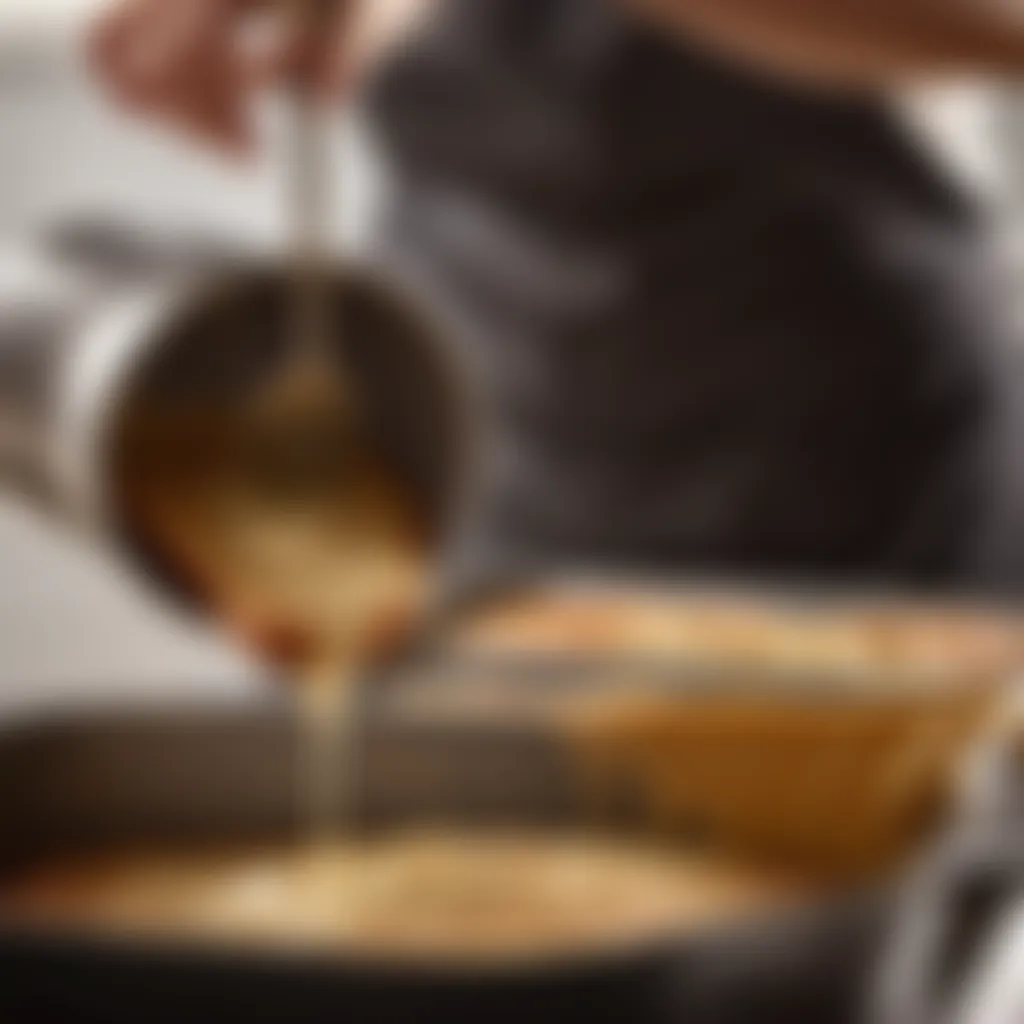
[87, 0, 160, 110]
[320, 0, 429, 98]
[87, 0, 421, 155]
[164, 3, 258, 156]
[264, 0, 358, 101]
[317, 0, 360, 100]
[88, 0, 262, 157]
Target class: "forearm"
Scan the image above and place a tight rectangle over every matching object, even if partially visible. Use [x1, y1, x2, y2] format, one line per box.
[628, 0, 1024, 87]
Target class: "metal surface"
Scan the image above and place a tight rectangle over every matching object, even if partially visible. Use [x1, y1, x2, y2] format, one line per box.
[0, 617, 1018, 1022]
[0, 693, 888, 1024]
[0, 226, 469, 614]
[871, 727, 1024, 1024]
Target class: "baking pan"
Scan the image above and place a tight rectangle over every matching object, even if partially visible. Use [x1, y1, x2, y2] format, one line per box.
[0, 690, 891, 1024]
[420, 578, 1021, 878]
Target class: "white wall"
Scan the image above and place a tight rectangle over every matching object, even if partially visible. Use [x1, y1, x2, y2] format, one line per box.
[0, 0, 379, 250]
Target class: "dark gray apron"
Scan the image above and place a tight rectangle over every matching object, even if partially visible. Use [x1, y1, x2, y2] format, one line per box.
[367, 0, 1024, 595]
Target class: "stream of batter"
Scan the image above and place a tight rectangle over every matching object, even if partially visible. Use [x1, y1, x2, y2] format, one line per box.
[0, 405, 804, 959]
[119, 411, 427, 844]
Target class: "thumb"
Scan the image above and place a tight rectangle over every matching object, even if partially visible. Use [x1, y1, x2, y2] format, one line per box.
[318, 0, 428, 99]
[315, 0, 360, 99]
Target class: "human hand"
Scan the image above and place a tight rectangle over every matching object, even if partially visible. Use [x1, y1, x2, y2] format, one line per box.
[89, 0, 426, 156]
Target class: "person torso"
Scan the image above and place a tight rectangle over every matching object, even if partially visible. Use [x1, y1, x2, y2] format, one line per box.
[368, 0, 1019, 589]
